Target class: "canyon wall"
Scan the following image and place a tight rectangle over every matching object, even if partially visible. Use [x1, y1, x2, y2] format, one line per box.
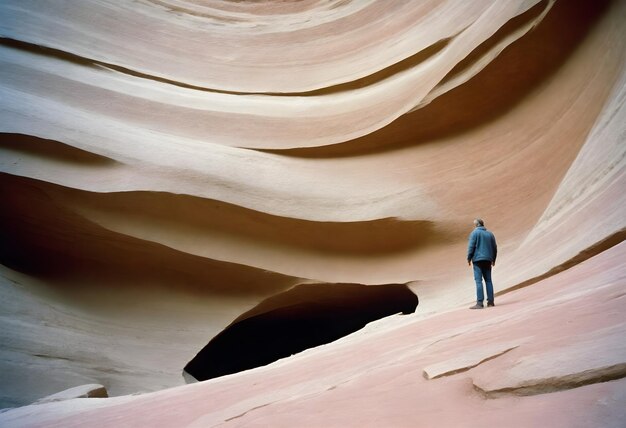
[0, 0, 624, 426]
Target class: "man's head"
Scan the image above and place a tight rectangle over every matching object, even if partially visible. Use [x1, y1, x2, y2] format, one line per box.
[474, 218, 484, 227]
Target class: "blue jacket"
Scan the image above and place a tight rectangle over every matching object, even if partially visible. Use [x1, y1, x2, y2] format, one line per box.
[467, 226, 497, 263]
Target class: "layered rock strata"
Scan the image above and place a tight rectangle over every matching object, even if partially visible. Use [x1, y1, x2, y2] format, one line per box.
[0, 0, 625, 425]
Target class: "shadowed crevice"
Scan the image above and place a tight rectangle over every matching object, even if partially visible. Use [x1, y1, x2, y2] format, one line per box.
[184, 283, 418, 381]
[0, 173, 298, 296]
[0, 34, 450, 96]
[423, 346, 518, 380]
[0, 133, 116, 165]
[0, 37, 238, 95]
[264, 0, 613, 158]
[436, 0, 552, 88]
[284, 37, 452, 96]
[2, 173, 450, 256]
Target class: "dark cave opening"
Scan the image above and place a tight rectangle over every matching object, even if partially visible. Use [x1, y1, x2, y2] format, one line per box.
[184, 283, 418, 382]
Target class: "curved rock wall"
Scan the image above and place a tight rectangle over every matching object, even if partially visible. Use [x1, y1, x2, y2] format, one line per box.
[0, 0, 624, 421]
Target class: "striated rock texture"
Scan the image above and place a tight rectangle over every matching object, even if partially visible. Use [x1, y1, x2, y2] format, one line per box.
[0, 0, 625, 426]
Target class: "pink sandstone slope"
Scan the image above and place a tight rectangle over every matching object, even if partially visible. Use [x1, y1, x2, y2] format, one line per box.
[0, 0, 625, 426]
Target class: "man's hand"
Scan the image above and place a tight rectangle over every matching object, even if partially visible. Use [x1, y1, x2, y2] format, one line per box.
[468, 260, 471, 266]
[492, 261, 496, 267]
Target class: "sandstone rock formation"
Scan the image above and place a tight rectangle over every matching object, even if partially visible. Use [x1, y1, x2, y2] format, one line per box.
[184, 283, 418, 382]
[34, 384, 108, 404]
[0, 0, 624, 426]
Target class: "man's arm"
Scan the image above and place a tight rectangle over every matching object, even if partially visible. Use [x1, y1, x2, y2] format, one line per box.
[467, 232, 476, 265]
[492, 234, 497, 266]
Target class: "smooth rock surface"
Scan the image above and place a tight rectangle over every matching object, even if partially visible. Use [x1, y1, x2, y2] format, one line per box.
[0, 0, 625, 426]
[0, 241, 624, 427]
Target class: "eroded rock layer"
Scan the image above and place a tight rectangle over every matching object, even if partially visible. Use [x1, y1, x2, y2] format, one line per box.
[0, 0, 625, 425]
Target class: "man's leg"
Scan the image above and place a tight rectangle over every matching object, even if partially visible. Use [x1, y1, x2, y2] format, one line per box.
[482, 263, 494, 305]
[473, 263, 484, 305]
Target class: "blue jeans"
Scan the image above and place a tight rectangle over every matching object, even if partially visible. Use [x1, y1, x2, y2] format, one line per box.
[473, 261, 494, 304]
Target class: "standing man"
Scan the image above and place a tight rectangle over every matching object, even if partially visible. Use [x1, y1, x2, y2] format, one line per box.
[467, 218, 497, 309]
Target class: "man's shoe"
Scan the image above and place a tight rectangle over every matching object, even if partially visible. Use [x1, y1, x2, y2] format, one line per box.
[469, 303, 484, 309]
[487, 301, 495, 307]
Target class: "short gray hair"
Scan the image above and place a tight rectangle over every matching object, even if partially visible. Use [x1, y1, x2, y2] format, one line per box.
[474, 218, 484, 227]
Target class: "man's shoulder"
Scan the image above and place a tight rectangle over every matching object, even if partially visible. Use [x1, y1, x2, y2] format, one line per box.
[478, 228, 495, 238]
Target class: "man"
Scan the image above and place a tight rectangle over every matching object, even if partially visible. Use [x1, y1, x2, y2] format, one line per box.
[467, 218, 497, 309]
